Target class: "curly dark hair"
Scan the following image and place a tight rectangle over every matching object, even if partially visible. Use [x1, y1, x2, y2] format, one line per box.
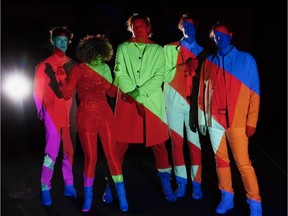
[76, 34, 114, 63]
[50, 26, 73, 44]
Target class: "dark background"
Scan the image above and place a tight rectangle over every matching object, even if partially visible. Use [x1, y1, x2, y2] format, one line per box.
[1, 2, 287, 216]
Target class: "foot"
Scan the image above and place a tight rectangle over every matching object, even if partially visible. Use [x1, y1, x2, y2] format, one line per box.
[115, 182, 129, 212]
[192, 181, 203, 200]
[41, 190, 52, 206]
[82, 198, 92, 212]
[175, 183, 186, 198]
[64, 185, 77, 198]
[215, 191, 234, 214]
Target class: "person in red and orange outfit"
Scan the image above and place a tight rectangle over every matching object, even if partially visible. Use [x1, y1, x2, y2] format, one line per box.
[33, 26, 77, 206]
[198, 21, 262, 215]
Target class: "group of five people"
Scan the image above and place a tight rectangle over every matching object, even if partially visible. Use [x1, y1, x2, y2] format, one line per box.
[33, 12, 262, 216]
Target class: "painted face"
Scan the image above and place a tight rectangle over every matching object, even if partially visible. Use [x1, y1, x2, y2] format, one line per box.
[183, 20, 196, 39]
[53, 36, 69, 53]
[132, 18, 150, 38]
[213, 25, 232, 51]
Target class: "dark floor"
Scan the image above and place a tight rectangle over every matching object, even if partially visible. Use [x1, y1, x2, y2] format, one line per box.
[1, 107, 287, 216]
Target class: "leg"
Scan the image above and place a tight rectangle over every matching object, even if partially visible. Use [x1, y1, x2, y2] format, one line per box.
[78, 129, 97, 212]
[106, 141, 129, 212]
[41, 116, 61, 206]
[69, 94, 78, 150]
[185, 112, 203, 199]
[208, 121, 234, 214]
[166, 106, 187, 198]
[99, 118, 129, 211]
[227, 127, 262, 215]
[62, 127, 76, 198]
[151, 142, 177, 202]
[227, 127, 261, 201]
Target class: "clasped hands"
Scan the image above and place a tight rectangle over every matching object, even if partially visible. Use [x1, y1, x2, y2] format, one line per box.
[56, 66, 67, 83]
[121, 88, 144, 117]
[121, 88, 140, 103]
[178, 57, 198, 76]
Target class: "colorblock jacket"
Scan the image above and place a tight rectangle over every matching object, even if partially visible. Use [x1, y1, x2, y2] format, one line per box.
[198, 46, 260, 129]
[113, 39, 169, 146]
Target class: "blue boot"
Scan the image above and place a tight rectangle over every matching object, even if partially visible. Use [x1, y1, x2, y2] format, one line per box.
[175, 183, 186, 198]
[102, 183, 113, 204]
[192, 181, 203, 200]
[175, 176, 187, 198]
[247, 199, 262, 216]
[41, 190, 52, 206]
[64, 185, 77, 198]
[215, 190, 234, 214]
[115, 182, 128, 212]
[82, 187, 93, 212]
[158, 172, 177, 202]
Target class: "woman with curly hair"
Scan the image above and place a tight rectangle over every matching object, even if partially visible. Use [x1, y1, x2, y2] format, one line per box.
[58, 34, 122, 212]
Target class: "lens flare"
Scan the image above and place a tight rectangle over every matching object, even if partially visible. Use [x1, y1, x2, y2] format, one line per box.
[3, 73, 32, 101]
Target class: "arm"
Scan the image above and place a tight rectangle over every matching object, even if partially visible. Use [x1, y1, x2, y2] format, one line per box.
[59, 65, 78, 100]
[246, 56, 260, 137]
[44, 63, 63, 98]
[33, 63, 46, 120]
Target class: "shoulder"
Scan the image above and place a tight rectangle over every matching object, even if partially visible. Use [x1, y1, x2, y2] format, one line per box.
[234, 47, 256, 61]
[118, 40, 131, 47]
[99, 63, 111, 73]
[71, 63, 83, 71]
[35, 57, 50, 70]
[168, 41, 180, 46]
[164, 41, 178, 47]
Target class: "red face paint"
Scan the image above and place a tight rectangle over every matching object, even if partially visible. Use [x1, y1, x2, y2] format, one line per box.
[185, 19, 194, 24]
[214, 25, 230, 35]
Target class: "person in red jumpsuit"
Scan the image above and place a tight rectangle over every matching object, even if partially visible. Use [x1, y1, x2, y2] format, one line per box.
[33, 26, 77, 206]
[198, 21, 262, 215]
[59, 34, 122, 212]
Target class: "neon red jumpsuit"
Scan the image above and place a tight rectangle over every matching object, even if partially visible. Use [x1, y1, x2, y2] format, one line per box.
[60, 63, 121, 187]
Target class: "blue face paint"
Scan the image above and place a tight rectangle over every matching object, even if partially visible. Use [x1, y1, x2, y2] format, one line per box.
[183, 21, 196, 41]
[53, 36, 69, 53]
[213, 31, 231, 49]
[213, 30, 232, 56]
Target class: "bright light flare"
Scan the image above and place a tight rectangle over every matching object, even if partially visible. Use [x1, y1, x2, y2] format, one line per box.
[3, 72, 32, 101]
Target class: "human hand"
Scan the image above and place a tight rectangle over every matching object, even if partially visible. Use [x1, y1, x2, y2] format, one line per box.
[199, 125, 207, 136]
[56, 66, 67, 82]
[107, 85, 117, 98]
[38, 109, 44, 121]
[121, 88, 140, 103]
[127, 88, 140, 99]
[246, 126, 256, 137]
[184, 58, 198, 76]
[121, 93, 134, 103]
